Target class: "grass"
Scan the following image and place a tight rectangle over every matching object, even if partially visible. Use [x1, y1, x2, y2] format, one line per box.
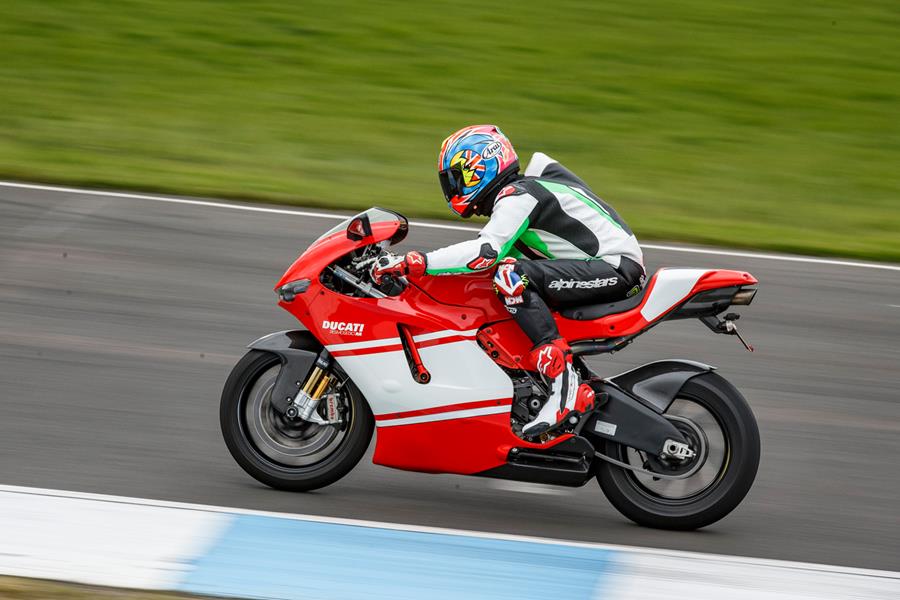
[1, 1, 898, 261]
[0, 577, 222, 600]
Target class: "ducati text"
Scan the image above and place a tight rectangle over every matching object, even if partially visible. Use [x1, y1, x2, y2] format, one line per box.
[322, 320, 365, 336]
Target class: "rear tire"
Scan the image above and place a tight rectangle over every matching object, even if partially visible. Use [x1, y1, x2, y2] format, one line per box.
[220, 347, 374, 492]
[595, 372, 759, 529]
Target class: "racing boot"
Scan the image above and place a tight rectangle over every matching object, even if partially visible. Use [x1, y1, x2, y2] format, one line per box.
[522, 338, 596, 437]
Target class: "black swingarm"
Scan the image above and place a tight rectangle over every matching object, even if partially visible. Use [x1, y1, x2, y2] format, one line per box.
[580, 381, 686, 456]
[578, 359, 716, 456]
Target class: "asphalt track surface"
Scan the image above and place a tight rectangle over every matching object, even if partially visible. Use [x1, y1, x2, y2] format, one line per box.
[1, 184, 898, 571]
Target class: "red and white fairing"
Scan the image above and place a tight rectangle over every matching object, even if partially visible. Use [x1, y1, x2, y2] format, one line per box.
[275, 214, 757, 476]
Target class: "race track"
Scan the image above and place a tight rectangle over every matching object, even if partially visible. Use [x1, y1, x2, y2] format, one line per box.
[1, 183, 898, 571]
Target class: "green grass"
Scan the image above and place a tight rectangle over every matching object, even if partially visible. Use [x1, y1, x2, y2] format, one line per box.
[1, 1, 898, 261]
[0, 576, 221, 600]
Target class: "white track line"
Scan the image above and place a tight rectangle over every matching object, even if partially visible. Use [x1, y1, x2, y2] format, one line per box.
[1, 484, 897, 580]
[2, 180, 898, 272]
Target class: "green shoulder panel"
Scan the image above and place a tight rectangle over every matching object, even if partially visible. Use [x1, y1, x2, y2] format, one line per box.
[536, 180, 623, 230]
[517, 230, 555, 259]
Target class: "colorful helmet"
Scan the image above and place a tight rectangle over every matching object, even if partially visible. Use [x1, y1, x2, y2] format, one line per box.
[438, 125, 519, 217]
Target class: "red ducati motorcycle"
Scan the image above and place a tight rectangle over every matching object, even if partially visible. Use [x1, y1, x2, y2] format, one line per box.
[221, 208, 761, 529]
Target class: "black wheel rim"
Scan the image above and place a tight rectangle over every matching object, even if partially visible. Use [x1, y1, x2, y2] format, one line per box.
[619, 395, 731, 504]
[237, 361, 355, 469]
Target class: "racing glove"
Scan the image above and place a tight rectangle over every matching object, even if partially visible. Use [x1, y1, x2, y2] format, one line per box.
[372, 251, 427, 283]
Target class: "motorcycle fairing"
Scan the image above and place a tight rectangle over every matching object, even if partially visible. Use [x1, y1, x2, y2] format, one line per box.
[319, 320, 574, 474]
[413, 267, 757, 343]
[327, 330, 510, 417]
[275, 210, 756, 476]
[276, 214, 407, 291]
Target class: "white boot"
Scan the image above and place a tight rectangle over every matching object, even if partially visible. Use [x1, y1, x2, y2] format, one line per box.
[522, 360, 579, 436]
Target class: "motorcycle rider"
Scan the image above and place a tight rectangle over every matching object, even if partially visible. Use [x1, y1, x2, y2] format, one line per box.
[373, 125, 645, 436]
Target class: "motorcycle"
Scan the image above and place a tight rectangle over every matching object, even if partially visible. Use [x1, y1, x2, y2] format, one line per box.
[221, 207, 760, 530]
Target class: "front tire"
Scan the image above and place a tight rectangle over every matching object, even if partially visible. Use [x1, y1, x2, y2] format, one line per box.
[595, 372, 760, 530]
[220, 348, 374, 492]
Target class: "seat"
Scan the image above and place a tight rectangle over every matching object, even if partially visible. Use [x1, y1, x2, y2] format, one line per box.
[557, 281, 650, 321]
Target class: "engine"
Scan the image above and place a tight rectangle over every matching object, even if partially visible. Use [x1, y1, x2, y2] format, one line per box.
[509, 373, 548, 434]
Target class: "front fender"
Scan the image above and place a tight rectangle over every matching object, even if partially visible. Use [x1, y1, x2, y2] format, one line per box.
[247, 328, 314, 351]
[247, 329, 322, 414]
[608, 359, 715, 413]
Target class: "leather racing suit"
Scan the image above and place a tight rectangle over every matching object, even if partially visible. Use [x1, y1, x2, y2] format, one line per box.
[425, 152, 646, 345]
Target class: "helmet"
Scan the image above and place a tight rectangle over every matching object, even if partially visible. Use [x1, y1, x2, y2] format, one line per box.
[438, 125, 519, 218]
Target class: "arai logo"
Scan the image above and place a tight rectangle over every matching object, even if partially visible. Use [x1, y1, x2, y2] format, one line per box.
[481, 141, 503, 159]
[322, 320, 365, 337]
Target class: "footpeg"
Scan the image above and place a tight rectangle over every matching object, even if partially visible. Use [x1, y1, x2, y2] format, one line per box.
[540, 408, 590, 438]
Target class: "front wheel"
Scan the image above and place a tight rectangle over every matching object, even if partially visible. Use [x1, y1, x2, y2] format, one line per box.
[220, 348, 374, 491]
[595, 372, 760, 530]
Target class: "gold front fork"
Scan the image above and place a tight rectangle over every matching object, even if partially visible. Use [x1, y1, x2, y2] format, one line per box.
[301, 366, 329, 396]
[291, 364, 333, 421]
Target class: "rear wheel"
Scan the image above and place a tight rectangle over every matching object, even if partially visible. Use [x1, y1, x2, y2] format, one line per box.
[595, 372, 759, 529]
[220, 347, 374, 491]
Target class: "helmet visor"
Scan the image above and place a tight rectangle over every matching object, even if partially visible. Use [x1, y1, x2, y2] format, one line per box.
[438, 166, 466, 203]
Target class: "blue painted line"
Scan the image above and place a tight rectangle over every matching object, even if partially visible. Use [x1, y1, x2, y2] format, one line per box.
[179, 514, 613, 600]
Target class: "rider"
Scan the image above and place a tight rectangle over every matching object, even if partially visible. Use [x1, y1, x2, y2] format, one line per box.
[373, 125, 646, 436]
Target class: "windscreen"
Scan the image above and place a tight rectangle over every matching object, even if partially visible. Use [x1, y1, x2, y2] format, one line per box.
[313, 207, 407, 245]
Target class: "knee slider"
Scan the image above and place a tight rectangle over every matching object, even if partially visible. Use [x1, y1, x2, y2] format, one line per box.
[493, 262, 526, 303]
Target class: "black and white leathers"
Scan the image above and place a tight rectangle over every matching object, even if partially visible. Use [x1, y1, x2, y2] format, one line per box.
[425, 153, 643, 275]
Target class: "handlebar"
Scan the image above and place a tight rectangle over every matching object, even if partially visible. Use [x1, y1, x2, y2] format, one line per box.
[328, 265, 388, 299]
